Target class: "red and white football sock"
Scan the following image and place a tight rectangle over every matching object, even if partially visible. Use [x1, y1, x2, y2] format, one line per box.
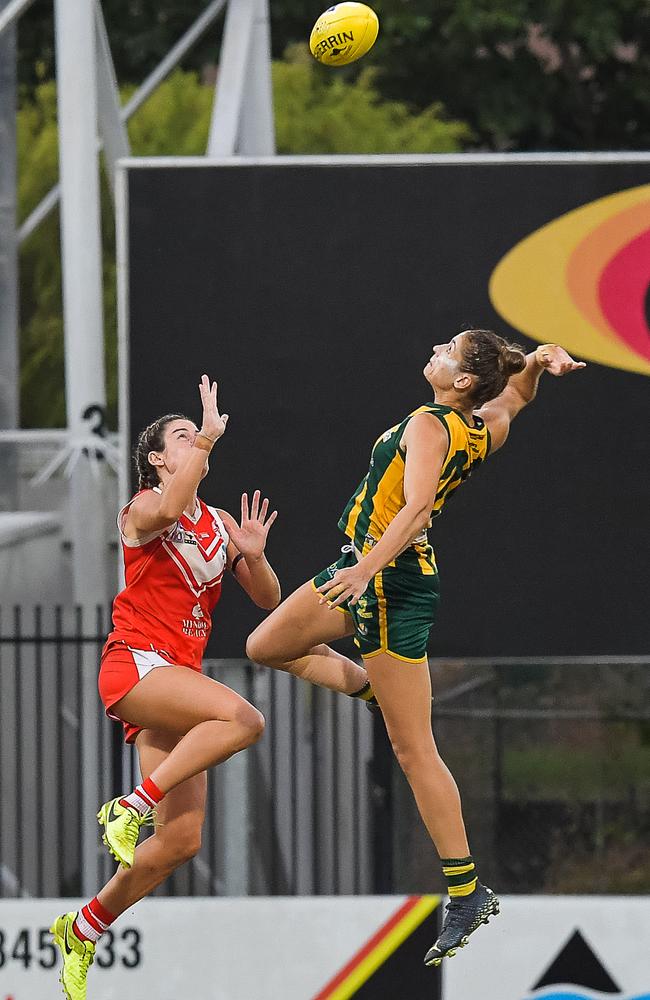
[119, 776, 164, 815]
[73, 897, 116, 944]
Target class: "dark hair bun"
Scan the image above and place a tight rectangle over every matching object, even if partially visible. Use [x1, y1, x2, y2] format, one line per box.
[500, 346, 526, 376]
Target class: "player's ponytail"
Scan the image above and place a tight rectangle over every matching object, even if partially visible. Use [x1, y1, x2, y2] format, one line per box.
[459, 329, 526, 408]
[499, 346, 527, 377]
[134, 413, 189, 491]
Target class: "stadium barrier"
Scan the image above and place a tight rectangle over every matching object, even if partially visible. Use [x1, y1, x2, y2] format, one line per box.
[0, 607, 374, 899]
[0, 895, 649, 999]
[1, 608, 649, 900]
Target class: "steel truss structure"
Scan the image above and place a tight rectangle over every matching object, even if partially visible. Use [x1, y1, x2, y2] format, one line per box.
[0, 0, 274, 895]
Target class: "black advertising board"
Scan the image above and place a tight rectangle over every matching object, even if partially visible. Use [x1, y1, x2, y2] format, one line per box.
[124, 159, 650, 656]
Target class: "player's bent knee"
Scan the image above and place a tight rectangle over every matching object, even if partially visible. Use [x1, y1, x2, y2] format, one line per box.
[244, 706, 265, 745]
[390, 739, 440, 779]
[232, 701, 265, 746]
[245, 628, 273, 666]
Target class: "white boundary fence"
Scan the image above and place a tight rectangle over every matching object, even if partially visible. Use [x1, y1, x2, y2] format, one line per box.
[0, 896, 649, 999]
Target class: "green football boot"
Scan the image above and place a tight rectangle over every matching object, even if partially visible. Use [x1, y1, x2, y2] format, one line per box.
[97, 796, 155, 869]
[50, 912, 95, 1000]
[424, 883, 500, 966]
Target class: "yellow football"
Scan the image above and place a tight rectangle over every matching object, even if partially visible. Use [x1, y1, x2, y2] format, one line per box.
[309, 3, 379, 67]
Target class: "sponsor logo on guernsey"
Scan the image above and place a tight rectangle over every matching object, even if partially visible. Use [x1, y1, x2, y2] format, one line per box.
[183, 602, 209, 638]
[356, 596, 373, 620]
[172, 527, 197, 546]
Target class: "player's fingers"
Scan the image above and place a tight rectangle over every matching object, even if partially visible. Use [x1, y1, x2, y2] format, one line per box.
[264, 510, 278, 531]
[259, 497, 269, 522]
[327, 587, 353, 609]
[316, 573, 344, 593]
[241, 492, 249, 522]
[250, 489, 261, 520]
[318, 582, 343, 604]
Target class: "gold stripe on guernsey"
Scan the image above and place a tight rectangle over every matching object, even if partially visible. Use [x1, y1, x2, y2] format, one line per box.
[374, 572, 388, 648]
[363, 453, 406, 555]
[442, 863, 476, 876]
[346, 480, 369, 542]
[416, 550, 435, 575]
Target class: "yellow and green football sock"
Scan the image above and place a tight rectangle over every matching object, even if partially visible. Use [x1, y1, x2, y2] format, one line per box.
[350, 680, 378, 708]
[441, 856, 478, 898]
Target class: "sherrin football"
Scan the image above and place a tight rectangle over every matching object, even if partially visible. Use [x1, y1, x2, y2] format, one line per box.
[309, 3, 379, 67]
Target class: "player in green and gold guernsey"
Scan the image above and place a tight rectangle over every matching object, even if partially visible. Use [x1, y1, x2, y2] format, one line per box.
[247, 329, 585, 966]
[339, 400, 490, 578]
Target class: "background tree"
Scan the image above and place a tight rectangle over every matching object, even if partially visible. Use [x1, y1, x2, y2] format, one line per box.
[18, 0, 650, 150]
[372, 0, 650, 150]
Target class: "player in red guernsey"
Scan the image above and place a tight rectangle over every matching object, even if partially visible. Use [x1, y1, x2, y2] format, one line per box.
[51, 375, 280, 1000]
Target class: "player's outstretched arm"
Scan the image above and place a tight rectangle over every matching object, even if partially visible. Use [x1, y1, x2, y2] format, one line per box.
[479, 345, 586, 452]
[220, 492, 281, 610]
[129, 375, 229, 536]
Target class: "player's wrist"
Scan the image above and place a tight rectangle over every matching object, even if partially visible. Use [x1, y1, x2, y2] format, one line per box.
[534, 344, 554, 369]
[194, 430, 216, 452]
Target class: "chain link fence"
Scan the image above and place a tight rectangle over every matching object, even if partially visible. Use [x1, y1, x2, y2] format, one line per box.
[1, 608, 648, 899]
[0, 606, 374, 899]
[389, 657, 650, 896]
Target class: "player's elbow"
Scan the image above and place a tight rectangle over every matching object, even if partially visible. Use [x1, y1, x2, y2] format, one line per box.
[406, 502, 432, 531]
[256, 587, 281, 611]
[157, 500, 183, 523]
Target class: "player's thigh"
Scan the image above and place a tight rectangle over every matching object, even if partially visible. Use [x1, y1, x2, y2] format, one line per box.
[247, 580, 355, 662]
[363, 652, 435, 750]
[113, 666, 263, 738]
[136, 729, 207, 847]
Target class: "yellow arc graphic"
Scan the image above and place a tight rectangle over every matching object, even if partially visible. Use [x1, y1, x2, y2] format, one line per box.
[489, 184, 650, 376]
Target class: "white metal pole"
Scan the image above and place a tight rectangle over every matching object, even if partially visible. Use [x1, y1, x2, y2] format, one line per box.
[207, 0, 256, 156]
[54, 0, 107, 894]
[0, 0, 35, 37]
[94, 0, 130, 199]
[238, 0, 275, 156]
[20, 0, 228, 243]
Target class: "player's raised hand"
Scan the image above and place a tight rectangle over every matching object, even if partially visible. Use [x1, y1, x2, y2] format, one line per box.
[228, 490, 278, 561]
[535, 345, 586, 376]
[198, 374, 229, 440]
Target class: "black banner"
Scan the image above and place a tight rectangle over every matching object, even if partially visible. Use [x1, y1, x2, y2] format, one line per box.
[126, 161, 650, 656]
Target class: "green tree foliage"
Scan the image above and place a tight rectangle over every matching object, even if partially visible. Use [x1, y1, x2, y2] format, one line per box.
[374, 0, 650, 150]
[19, 0, 650, 151]
[17, 64, 469, 426]
[274, 45, 470, 153]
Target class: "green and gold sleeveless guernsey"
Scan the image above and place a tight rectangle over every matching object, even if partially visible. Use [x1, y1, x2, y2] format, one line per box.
[338, 404, 491, 575]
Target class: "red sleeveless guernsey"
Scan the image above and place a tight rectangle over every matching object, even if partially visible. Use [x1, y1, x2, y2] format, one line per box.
[105, 488, 230, 668]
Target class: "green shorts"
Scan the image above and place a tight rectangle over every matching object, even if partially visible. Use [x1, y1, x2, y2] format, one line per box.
[312, 546, 440, 663]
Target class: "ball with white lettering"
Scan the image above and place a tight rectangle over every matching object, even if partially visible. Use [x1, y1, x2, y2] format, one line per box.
[309, 3, 379, 67]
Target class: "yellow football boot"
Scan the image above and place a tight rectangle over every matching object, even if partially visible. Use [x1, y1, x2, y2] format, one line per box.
[97, 796, 155, 868]
[50, 912, 95, 1000]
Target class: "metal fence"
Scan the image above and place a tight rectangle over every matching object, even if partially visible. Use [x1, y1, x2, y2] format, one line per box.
[389, 657, 650, 896]
[2, 608, 649, 900]
[0, 606, 374, 899]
